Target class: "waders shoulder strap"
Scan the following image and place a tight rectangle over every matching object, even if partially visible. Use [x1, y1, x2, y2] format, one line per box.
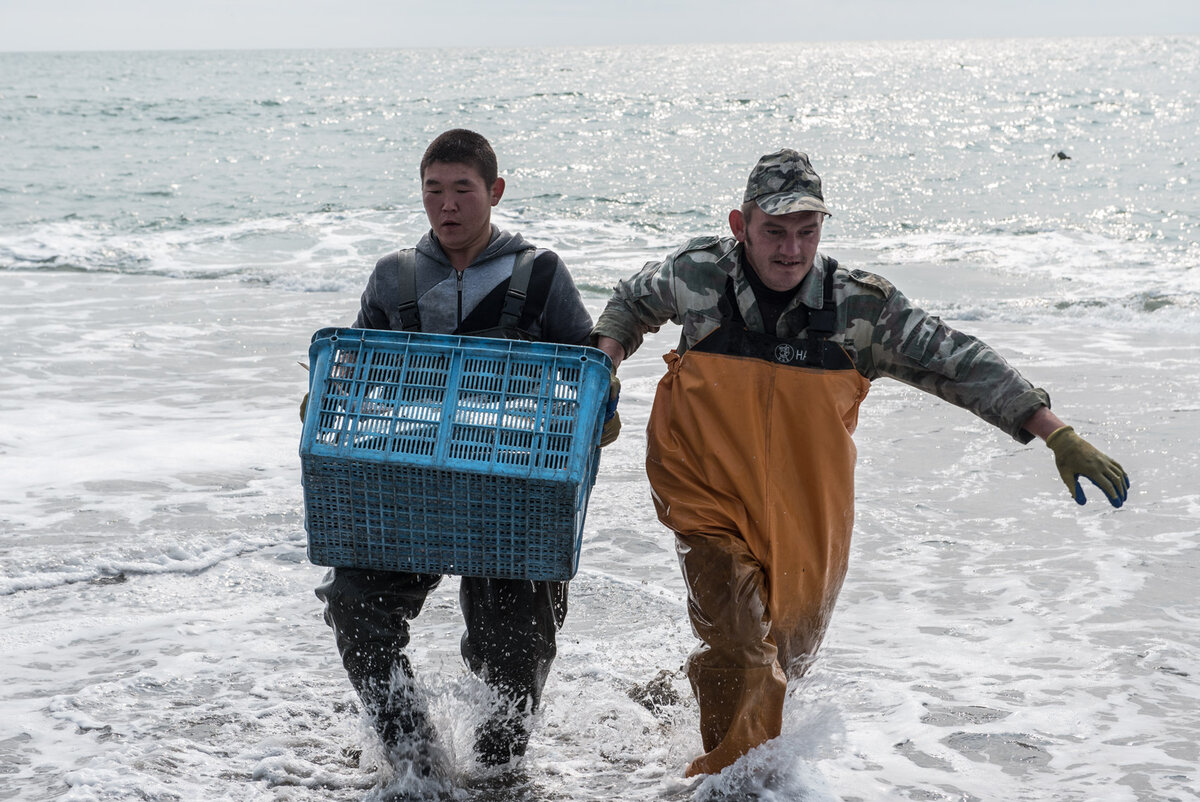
[394, 249, 421, 332]
[496, 249, 537, 332]
[804, 257, 839, 366]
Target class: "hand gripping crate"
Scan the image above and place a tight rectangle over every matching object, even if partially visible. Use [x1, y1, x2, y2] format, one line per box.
[300, 327, 612, 581]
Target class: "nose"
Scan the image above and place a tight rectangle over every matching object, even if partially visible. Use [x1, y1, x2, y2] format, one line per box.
[779, 234, 803, 257]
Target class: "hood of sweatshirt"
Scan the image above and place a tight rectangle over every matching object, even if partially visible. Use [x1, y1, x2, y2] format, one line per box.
[415, 225, 532, 270]
[409, 225, 539, 335]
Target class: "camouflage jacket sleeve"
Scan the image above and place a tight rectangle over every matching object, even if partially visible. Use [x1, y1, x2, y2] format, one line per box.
[591, 235, 733, 357]
[839, 268, 1050, 443]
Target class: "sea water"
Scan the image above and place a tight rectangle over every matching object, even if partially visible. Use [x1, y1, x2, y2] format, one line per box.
[1, 37, 1198, 801]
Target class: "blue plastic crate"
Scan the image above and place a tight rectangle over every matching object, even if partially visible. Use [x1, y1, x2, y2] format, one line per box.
[300, 327, 612, 581]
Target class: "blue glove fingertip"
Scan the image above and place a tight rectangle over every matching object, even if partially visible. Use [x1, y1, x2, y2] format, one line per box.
[604, 393, 619, 422]
[1085, 476, 1126, 509]
[1073, 479, 1087, 506]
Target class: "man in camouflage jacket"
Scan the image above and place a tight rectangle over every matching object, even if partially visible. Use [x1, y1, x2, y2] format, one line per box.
[592, 149, 1129, 777]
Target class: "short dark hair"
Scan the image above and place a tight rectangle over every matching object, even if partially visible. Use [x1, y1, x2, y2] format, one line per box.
[419, 129, 498, 186]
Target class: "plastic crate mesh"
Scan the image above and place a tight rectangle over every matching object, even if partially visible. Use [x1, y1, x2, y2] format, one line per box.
[300, 328, 609, 581]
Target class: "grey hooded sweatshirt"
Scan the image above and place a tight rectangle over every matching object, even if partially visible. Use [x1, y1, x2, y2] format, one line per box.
[352, 226, 593, 346]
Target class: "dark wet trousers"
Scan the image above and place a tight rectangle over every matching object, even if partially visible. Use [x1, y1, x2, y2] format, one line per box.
[315, 567, 567, 765]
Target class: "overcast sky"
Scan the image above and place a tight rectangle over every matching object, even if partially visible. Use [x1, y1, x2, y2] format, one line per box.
[2, 0, 1198, 52]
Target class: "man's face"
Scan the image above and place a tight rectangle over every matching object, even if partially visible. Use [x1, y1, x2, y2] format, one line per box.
[421, 161, 504, 258]
[729, 207, 824, 291]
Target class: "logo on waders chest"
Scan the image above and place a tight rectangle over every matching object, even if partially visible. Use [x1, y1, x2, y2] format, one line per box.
[774, 343, 807, 364]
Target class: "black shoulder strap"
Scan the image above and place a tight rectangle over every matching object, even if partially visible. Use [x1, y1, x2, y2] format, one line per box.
[804, 257, 839, 365]
[395, 249, 420, 332]
[496, 249, 536, 332]
[807, 257, 839, 337]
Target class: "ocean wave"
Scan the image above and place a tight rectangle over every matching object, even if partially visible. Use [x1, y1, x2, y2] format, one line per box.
[937, 292, 1200, 333]
[3, 205, 1197, 331]
[836, 228, 1200, 311]
[0, 530, 303, 597]
[0, 209, 424, 287]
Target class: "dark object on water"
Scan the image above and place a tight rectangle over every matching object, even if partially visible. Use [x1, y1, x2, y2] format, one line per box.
[628, 669, 682, 713]
[1053, 151, 1072, 160]
[92, 572, 128, 585]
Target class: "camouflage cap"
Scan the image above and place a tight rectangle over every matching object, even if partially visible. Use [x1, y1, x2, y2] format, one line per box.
[743, 149, 831, 217]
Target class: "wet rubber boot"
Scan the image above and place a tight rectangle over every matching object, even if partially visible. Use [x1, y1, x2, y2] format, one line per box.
[352, 656, 433, 749]
[315, 568, 443, 771]
[685, 663, 786, 777]
[474, 702, 531, 767]
[460, 576, 566, 766]
[345, 653, 445, 780]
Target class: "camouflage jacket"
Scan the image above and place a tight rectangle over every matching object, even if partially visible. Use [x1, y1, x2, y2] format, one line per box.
[592, 236, 1050, 443]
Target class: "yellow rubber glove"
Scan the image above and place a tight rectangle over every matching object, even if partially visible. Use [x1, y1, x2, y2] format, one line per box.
[1045, 425, 1130, 508]
[599, 374, 621, 448]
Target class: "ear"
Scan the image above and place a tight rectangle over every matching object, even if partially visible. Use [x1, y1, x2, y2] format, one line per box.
[728, 208, 746, 242]
[490, 177, 506, 206]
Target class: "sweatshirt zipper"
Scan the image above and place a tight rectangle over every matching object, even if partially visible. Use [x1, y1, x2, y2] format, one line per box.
[456, 269, 464, 329]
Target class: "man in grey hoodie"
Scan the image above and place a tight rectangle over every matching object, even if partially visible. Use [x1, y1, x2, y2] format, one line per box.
[315, 129, 595, 772]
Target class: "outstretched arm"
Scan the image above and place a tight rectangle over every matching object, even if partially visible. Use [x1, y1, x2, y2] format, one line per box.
[1020, 406, 1066, 441]
[1021, 407, 1130, 508]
